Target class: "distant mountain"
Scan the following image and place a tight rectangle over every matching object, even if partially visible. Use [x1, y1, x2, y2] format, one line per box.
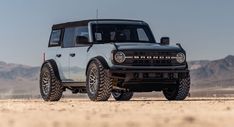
[0, 62, 40, 98]
[189, 55, 234, 89]
[0, 61, 39, 80]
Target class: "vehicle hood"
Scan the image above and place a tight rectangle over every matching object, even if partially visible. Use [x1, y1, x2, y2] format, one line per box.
[115, 42, 183, 52]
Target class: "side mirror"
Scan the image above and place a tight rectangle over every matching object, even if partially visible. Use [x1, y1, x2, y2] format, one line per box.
[160, 37, 170, 45]
[76, 36, 89, 44]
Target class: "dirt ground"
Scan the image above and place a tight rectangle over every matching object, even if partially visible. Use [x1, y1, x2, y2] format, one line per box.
[0, 97, 234, 127]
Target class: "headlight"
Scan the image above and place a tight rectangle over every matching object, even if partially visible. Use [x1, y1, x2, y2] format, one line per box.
[114, 51, 126, 63]
[176, 53, 186, 63]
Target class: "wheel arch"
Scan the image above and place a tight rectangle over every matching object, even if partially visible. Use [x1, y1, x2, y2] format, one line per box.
[85, 56, 110, 76]
[41, 59, 61, 81]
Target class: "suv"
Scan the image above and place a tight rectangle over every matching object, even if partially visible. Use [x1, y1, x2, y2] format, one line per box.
[40, 19, 190, 101]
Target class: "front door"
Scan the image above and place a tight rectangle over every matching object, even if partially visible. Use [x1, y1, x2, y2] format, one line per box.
[69, 26, 90, 82]
[69, 47, 88, 82]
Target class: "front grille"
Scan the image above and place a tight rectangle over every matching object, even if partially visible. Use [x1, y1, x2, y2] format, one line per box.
[122, 51, 180, 66]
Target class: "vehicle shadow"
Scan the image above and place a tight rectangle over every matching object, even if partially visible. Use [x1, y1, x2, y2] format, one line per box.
[122, 97, 234, 102]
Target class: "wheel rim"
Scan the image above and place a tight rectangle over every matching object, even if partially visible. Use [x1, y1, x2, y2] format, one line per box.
[88, 65, 98, 94]
[41, 69, 51, 96]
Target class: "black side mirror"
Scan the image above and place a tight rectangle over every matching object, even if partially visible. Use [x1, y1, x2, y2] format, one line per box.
[76, 36, 89, 44]
[160, 37, 170, 45]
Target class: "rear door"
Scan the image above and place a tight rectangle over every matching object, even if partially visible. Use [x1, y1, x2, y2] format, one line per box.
[46, 29, 68, 81]
[56, 27, 76, 81]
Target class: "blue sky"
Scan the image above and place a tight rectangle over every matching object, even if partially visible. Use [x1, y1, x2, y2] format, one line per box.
[0, 0, 234, 66]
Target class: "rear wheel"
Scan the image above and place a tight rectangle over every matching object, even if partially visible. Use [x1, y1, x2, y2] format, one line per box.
[163, 77, 190, 101]
[40, 62, 63, 101]
[112, 92, 134, 101]
[86, 60, 112, 101]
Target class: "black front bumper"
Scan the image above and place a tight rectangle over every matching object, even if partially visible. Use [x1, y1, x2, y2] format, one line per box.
[109, 65, 189, 78]
[109, 65, 190, 92]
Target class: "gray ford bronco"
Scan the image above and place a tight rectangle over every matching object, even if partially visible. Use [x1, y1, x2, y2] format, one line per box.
[40, 19, 190, 101]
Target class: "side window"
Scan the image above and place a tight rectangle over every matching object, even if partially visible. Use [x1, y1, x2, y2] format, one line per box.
[75, 26, 89, 45]
[137, 28, 149, 41]
[49, 30, 61, 47]
[63, 27, 75, 48]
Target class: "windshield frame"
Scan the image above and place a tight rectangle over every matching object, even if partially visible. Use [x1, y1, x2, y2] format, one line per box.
[88, 21, 156, 44]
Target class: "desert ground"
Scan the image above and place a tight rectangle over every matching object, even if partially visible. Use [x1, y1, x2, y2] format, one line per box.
[0, 97, 234, 127]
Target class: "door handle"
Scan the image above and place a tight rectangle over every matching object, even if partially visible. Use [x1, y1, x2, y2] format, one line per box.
[70, 53, 76, 57]
[56, 54, 62, 58]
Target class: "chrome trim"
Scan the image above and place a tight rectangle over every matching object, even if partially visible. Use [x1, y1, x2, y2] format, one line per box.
[176, 53, 186, 63]
[125, 56, 133, 59]
[114, 51, 126, 63]
[134, 56, 140, 59]
[124, 55, 178, 60]
[153, 56, 158, 59]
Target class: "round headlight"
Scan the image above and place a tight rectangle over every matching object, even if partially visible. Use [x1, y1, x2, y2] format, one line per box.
[176, 53, 186, 63]
[114, 52, 126, 63]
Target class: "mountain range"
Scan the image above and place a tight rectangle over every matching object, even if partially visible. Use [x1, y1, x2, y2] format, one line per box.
[189, 55, 234, 89]
[0, 62, 40, 98]
[0, 55, 234, 97]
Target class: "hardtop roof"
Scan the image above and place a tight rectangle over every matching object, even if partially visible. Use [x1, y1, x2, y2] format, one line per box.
[52, 19, 145, 30]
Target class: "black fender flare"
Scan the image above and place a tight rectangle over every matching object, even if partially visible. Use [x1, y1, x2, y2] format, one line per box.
[86, 56, 110, 76]
[41, 59, 61, 81]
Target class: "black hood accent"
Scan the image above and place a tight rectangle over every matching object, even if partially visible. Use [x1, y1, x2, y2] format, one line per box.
[114, 42, 183, 52]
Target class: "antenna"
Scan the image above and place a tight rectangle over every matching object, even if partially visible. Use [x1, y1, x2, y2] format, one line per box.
[96, 9, 99, 20]
[95, 9, 99, 42]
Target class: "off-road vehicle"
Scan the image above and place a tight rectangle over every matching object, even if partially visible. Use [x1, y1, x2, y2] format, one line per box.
[40, 19, 190, 101]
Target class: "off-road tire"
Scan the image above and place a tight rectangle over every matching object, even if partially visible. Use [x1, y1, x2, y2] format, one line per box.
[112, 92, 134, 101]
[40, 62, 63, 101]
[86, 60, 112, 101]
[163, 77, 190, 100]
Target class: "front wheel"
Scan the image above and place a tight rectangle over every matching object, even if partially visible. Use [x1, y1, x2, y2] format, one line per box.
[163, 77, 190, 101]
[86, 60, 113, 101]
[112, 92, 134, 101]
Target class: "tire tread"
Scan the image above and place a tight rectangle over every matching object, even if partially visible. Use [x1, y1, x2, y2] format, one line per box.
[87, 60, 112, 101]
[40, 62, 63, 101]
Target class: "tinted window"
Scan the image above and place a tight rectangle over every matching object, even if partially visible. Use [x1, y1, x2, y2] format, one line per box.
[92, 24, 155, 43]
[63, 28, 75, 48]
[63, 26, 89, 47]
[74, 26, 89, 45]
[49, 30, 61, 47]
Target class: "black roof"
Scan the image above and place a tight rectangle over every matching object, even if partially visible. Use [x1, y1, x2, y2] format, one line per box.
[52, 19, 145, 30]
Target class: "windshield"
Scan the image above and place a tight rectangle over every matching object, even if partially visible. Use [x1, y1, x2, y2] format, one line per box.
[92, 24, 155, 43]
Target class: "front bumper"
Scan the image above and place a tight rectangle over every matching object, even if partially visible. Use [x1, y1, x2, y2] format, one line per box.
[109, 65, 189, 78]
[109, 65, 190, 92]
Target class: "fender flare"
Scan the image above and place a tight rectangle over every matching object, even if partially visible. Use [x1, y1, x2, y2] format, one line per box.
[86, 56, 110, 76]
[41, 59, 61, 81]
